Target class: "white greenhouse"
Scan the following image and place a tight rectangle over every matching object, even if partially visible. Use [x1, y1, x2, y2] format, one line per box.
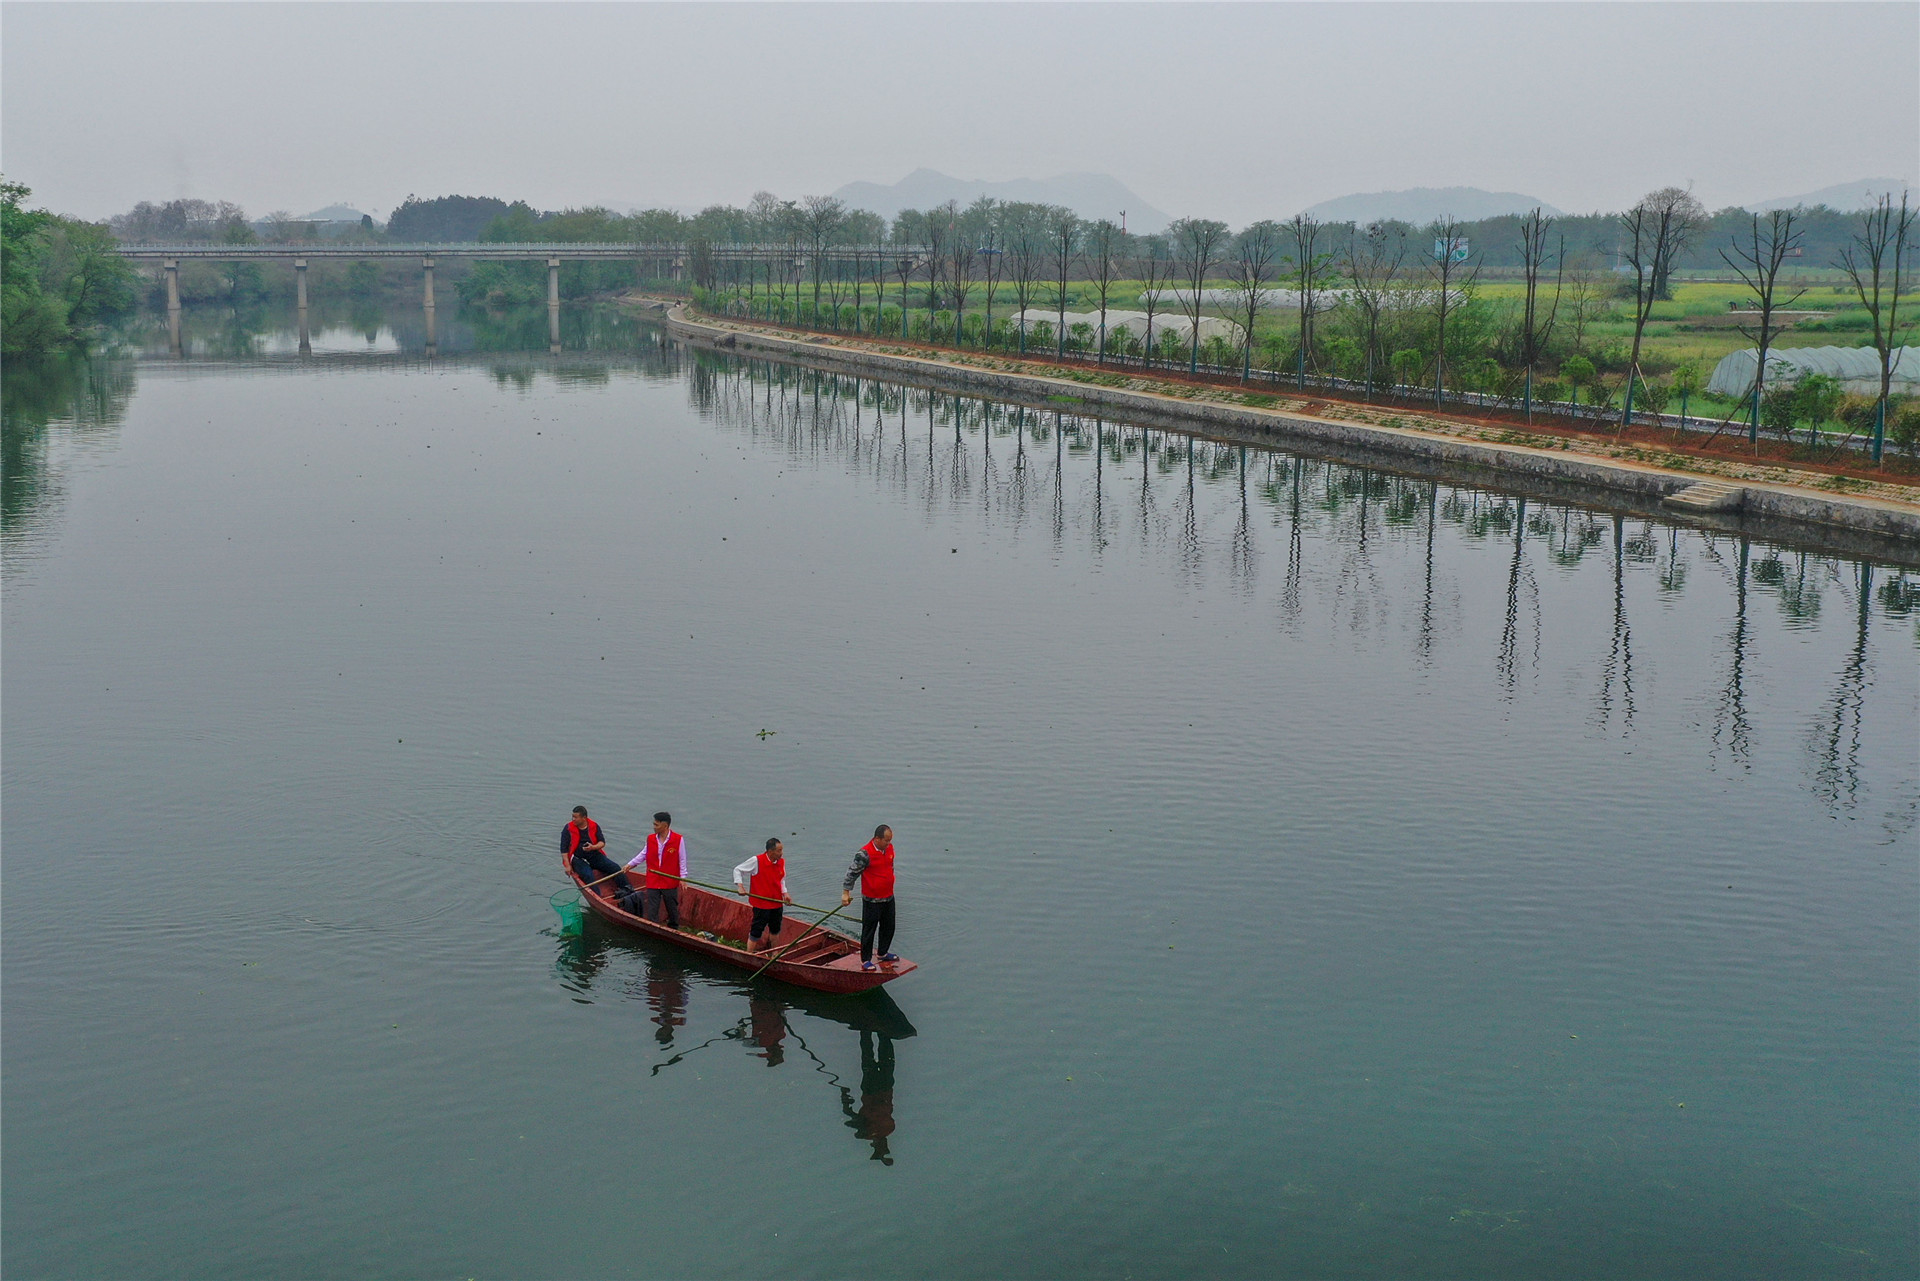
[1005, 309, 1241, 346]
[1705, 345, 1919, 398]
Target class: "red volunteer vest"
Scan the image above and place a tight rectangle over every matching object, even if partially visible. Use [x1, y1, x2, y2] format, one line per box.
[748, 853, 786, 908]
[643, 831, 685, 889]
[859, 841, 896, 899]
[567, 819, 603, 857]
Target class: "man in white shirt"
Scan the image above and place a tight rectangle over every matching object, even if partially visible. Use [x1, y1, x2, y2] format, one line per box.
[624, 811, 689, 929]
[733, 838, 793, 955]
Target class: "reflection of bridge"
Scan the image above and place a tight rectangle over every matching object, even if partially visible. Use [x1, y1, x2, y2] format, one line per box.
[118, 241, 926, 358]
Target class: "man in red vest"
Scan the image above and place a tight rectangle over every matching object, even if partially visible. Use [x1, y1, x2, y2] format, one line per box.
[623, 811, 688, 930]
[564, 806, 633, 896]
[840, 824, 900, 972]
[732, 837, 794, 955]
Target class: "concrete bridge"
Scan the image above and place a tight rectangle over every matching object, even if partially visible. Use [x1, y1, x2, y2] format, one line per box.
[118, 242, 921, 356]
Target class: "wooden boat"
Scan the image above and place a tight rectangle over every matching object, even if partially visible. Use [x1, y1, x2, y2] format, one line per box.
[563, 857, 917, 994]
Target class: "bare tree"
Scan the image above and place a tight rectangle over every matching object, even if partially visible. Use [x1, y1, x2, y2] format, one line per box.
[1836, 190, 1916, 463]
[892, 249, 917, 340]
[1226, 220, 1282, 384]
[1618, 194, 1687, 429]
[888, 209, 924, 339]
[941, 201, 977, 348]
[851, 243, 866, 333]
[1516, 208, 1562, 421]
[1639, 186, 1706, 299]
[1047, 208, 1081, 359]
[823, 253, 849, 328]
[1720, 210, 1808, 447]
[1081, 219, 1126, 364]
[1343, 221, 1406, 398]
[1563, 250, 1608, 351]
[1285, 214, 1331, 385]
[774, 199, 801, 322]
[1172, 217, 1230, 374]
[1135, 235, 1174, 370]
[971, 198, 1006, 348]
[1424, 216, 1480, 408]
[923, 213, 950, 342]
[800, 194, 847, 325]
[1005, 205, 1047, 356]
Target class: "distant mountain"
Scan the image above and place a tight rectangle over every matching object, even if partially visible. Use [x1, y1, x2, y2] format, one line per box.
[300, 203, 373, 223]
[832, 169, 1171, 232]
[1749, 178, 1913, 212]
[1300, 187, 1562, 225]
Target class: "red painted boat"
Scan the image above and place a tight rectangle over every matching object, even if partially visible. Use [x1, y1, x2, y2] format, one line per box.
[563, 857, 917, 994]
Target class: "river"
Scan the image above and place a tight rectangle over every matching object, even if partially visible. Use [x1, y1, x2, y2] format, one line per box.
[5, 301, 1915, 1279]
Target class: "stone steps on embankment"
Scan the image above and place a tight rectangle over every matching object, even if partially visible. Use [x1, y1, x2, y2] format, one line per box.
[1662, 480, 1747, 514]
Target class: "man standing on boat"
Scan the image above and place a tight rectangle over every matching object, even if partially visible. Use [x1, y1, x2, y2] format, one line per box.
[564, 806, 633, 896]
[840, 824, 900, 972]
[733, 838, 793, 955]
[624, 811, 687, 930]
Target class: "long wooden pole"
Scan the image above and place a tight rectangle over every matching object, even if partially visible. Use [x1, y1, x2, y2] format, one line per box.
[750, 903, 848, 979]
[573, 865, 844, 918]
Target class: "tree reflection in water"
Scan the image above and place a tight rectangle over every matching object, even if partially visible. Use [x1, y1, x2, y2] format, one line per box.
[1, 352, 137, 560]
[686, 354, 1915, 820]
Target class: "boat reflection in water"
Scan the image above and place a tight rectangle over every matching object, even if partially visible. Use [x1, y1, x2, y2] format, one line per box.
[553, 922, 914, 1163]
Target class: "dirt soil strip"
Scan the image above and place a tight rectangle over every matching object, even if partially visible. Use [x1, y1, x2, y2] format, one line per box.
[641, 299, 1920, 565]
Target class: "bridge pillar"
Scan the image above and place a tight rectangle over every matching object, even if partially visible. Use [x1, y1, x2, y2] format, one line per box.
[164, 259, 182, 357]
[548, 258, 561, 353]
[295, 258, 310, 354]
[423, 256, 437, 358]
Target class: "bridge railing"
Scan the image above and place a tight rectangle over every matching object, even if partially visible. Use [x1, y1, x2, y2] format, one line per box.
[115, 242, 932, 259]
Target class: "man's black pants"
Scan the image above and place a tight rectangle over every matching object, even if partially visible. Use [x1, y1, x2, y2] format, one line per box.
[572, 851, 632, 894]
[644, 887, 681, 929]
[860, 897, 896, 962]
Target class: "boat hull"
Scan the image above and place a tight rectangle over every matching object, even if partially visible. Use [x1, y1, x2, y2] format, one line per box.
[563, 860, 916, 994]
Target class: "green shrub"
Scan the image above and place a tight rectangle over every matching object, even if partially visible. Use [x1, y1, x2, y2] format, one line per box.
[1760, 383, 1799, 437]
[1795, 373, 1844, 429]
[1891, 400, 1920, 458]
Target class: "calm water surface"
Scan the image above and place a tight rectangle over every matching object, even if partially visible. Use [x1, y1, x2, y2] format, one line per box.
[5, 306, 1916, 1279]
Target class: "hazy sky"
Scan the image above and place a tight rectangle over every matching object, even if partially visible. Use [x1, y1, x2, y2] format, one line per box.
[5, 2, 1914, 225]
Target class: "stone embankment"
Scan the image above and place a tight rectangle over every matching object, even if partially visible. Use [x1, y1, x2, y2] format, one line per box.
[644, 300, 1920, 565]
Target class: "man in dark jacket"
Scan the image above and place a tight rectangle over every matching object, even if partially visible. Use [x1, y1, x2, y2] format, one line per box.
[840, 824, 900, 972]
[564, 806, 634, 897]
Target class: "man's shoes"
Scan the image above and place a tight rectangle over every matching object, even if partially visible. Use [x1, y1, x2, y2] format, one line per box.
[879, 953, 901, 964]
[861, 960, 878, 972]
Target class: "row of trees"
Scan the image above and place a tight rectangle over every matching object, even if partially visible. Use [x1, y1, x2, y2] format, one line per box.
[25, 183, 1914, 460]
[692, 187, 1915, 460]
